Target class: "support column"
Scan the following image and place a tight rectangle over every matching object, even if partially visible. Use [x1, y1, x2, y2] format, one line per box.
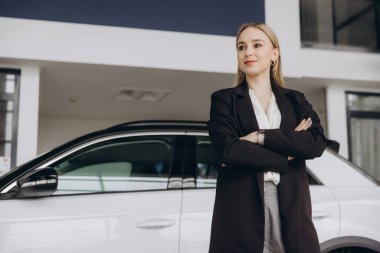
[326, 85, 349, 158]
[16, 66, 40, 166]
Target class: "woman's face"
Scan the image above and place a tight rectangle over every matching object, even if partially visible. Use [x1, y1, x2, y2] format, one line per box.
[236, 27, 279, 78]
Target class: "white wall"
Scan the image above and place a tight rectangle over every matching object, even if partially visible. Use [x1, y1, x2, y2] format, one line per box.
[265, 0, 302, 78]
[0, 17, 236, 74]
[300, 49, 380, 82]
[38, 116, 120, 154]
[1, 14, 380, 81]
[16, 66, 40, 165]
[326, 85, 349, 157]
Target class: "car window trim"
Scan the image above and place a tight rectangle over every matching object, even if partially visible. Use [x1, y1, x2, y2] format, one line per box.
[185, 131, 217, 189]
[1, 131, 186, 195]
[37, 131, 186, 170]
[19, 188, 184, 199]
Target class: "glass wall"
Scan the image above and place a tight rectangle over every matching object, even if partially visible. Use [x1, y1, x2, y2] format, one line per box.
[0, 69, 20, 173]
[346, 92, 380, 181]
[300, 0, 380, 52]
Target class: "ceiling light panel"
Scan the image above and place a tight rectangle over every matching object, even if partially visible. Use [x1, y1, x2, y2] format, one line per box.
[117, 87, 170, 102]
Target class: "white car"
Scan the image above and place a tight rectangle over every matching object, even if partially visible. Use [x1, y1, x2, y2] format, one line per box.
[0, 121, 379, 253]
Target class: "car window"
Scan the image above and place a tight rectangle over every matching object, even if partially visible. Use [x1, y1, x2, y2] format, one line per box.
[193, 135, 319, 187]
[307, 169, 320, 185]
[50, 135, 174, 195]
[194, 136, 218, 188]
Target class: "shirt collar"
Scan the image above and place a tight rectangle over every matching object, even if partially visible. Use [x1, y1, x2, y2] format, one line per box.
[234, 78, 289, 97]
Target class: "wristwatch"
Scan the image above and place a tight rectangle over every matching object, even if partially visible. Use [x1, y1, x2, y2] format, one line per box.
[258, 129, 265, 145]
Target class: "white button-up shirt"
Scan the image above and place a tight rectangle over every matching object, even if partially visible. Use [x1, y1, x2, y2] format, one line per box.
[248, 88, 282, 185]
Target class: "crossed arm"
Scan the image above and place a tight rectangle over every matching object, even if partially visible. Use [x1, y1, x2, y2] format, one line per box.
[207, 91, 327, 172]
[240, 118, 313, 160]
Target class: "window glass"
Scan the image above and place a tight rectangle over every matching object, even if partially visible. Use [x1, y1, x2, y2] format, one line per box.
[0, 74, 16, 94]
[307, 168, 319, 185]
[195, 136, 218, 188]
[0, 101, 13, 112]
[347, 92, 380, 182]
[4, 142, 11, 157]
[50, 135, 174, 195]
[0, 71, 19, 170]
[347, 93, 380, 112]
[350, 117, 380, 181]
[300, 0, 379, 52]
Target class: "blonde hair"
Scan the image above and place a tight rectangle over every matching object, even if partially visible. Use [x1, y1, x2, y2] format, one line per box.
[235, 22, 285, 87]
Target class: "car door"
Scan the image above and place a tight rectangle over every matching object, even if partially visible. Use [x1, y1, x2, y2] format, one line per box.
[180, 133, 217, 253]
[306, 164, 340, 244]
[0, 132, 184, 253]
[179, 133, 340, 252]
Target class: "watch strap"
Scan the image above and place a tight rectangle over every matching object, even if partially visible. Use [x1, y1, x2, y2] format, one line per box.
[258, 129, 265, 145]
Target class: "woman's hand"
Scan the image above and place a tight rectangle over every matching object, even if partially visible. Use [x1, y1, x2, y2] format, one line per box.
[294, 117, 312, 131]
[288, 118, 312, 160]
[239, 131, 258, 143]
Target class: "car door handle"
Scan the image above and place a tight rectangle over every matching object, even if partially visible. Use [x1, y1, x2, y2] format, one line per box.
[136, 218, 176, 229]
[312, 210, 332, 220]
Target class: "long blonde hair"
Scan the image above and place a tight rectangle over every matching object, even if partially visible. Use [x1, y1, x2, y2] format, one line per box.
[235, 22, 285, 87]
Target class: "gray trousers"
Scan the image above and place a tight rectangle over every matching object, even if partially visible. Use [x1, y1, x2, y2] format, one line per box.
[263, 181, 286, 253]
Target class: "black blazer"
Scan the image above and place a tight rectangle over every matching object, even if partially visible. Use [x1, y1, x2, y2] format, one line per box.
[207, 79, 326, 253]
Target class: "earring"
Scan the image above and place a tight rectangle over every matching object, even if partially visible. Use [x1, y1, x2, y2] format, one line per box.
[271, 60, 275, 66]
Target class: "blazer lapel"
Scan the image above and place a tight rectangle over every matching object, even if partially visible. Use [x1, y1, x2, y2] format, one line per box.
[271, 81, 297, 131]
[234, 80, 259, 135]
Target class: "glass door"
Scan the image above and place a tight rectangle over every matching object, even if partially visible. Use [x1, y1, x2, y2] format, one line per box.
[346, 91, 380, 182]
[0, 69, 20, 173]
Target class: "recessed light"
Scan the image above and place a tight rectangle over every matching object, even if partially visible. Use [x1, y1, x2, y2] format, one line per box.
[68, 96, 78, 103]
[117, 87, 170, 102]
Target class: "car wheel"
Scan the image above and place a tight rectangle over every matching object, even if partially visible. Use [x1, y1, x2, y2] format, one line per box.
[328, 247, 379, 253]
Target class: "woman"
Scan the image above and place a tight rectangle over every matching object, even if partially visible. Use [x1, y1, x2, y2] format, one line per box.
[207, 22, 326, 253]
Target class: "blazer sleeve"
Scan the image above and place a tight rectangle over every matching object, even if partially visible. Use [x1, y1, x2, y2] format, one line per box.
[207, 90, 288, 172]
[263, 91, 327, 159]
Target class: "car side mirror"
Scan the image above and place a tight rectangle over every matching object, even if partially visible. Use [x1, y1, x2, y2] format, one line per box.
[17, 168, 58, 198]
[327, 139, 340, 153]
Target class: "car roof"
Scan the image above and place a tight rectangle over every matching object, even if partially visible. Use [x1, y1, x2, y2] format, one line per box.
[107, 120, 208, 132]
